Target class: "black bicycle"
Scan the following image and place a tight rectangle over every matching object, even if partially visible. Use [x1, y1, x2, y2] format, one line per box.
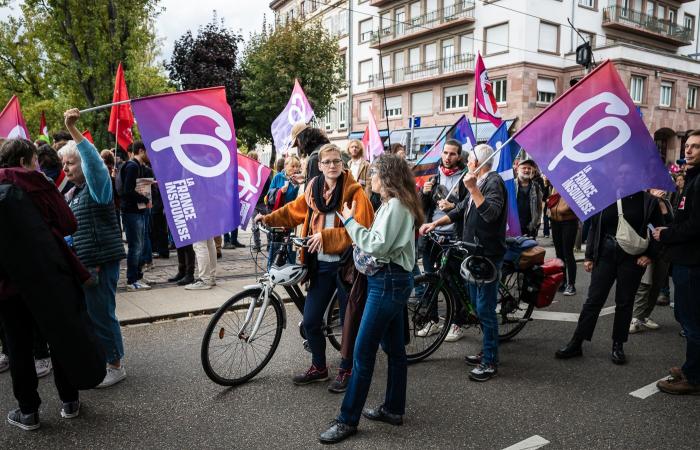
[406, 232, 535, 363]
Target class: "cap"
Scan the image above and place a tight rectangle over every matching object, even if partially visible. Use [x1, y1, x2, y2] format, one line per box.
[519, 158, 537, 167]
[289, 122, 310, 146]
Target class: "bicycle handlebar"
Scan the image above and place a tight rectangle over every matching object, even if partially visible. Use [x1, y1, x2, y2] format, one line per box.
[426, 231, 483, 255]
[254, 222, 309, 248]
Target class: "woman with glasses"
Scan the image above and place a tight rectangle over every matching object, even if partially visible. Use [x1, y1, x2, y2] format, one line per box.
[255, 144, 373, 390]
[319, 152, 424, 444]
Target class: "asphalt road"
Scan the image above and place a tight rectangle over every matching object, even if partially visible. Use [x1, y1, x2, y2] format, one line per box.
[1, 268, 698, 449]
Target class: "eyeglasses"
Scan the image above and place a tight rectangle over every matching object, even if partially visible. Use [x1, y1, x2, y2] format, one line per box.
[320, 159, 343, 167]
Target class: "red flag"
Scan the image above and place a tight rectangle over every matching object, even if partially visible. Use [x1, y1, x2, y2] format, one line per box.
[0, 95, 31, 140]
[361, 126, 370, 161]
[39, 111, 48, 137]
[108, 62, 134, 150]
[474, 52, 503, 127]
[82, 129, 94, 144]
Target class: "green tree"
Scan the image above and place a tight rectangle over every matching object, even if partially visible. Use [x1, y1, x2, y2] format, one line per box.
[0, 0, 171, 148]
[240, 19, 344, 152]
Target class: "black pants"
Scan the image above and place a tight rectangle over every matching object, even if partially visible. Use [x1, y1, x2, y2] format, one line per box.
[176, 245, 196, 278]
[150, 210, 170, 258]
[574, 237, 645, 343]
[0, 321, 6, 354]
[0, 297, 78, 414]
[552, 219, 578, 287]
[33, 325, 49, 359]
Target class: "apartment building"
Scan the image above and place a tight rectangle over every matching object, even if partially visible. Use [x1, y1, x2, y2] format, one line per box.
[271, 0, 700, 163]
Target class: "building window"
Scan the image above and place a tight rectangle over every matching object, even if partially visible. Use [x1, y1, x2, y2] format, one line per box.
[444, 85, 468, 111]
[484, 23, 509, 55]
[687, 86, 698, 111]
[460, 33, 474, 55]
[359, 59, 373, 83]
[685, 14, 695, 34]
[537, 78, 556, 104]
[538, 21, 559, 54]
[442, 39, 455, 69]
[359, 100, 372, 122]
[359, 18, 373, 44]
[493, 78, 507, 103]
[660, 81, 673, 107]
[669, 9, 677, 24]
[338, 99, 348, 129]
[324, 107, 335, 132]
[630, 76, 645, 103]
[411, 91, 433, 116]
[578, 0, 595, 8]
[382, 96, 402, 118]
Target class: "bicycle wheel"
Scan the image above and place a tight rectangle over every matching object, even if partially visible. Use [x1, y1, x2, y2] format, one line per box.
[406, 274, 454, 363]
[201, 288, 283, 386]
[324, 292, 343, 352]
[497, 271, 534, 341]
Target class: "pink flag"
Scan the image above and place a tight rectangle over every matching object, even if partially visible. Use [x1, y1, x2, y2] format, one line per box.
[271, 79, 315, 153]
[474, 53, 503, 127]
[237, 153, 272, 229]
[0, 96, 31, 140]
[361, 126, 370, 161]
[367, 106, 384, 162]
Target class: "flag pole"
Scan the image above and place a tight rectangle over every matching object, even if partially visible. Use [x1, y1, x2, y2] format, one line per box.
[444, 134, 516, 200]
[79, 99, 131, 114]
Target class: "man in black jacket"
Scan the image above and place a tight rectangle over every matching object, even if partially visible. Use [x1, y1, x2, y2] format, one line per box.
[420, 144, 507, 381]
[653, 130, 700, 395]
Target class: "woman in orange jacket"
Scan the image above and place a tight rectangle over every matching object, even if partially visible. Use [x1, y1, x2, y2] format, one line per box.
[255, 143, 373, 390]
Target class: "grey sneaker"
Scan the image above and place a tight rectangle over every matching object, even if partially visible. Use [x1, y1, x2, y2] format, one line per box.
[184, 279, 212, 290]
[97, 366, 126, 389]
[61, 400, 80, 419]
[469, 363, 498, 382]
[0, 353, 9, 373]
[563, 285, 576, 296]
[35, 358, 52, 378]
[7, 409, 40, 431]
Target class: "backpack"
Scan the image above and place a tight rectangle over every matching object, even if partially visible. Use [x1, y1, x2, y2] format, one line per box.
[114, 160, 141, 197]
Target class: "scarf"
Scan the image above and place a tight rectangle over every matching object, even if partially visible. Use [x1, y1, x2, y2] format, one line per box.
[440, 165, 461, 177]
[312, 172, 344, 213]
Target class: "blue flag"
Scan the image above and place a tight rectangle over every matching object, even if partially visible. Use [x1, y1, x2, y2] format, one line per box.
[487, 122, 522, 237]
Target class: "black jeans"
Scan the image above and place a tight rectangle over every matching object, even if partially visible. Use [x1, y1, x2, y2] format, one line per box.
[0, 297, 78, 414]
[176, 244, 196, 278]
[552, 219, 578, 287]
[150, 210, 170, 257]
[574, 237, 645, 343]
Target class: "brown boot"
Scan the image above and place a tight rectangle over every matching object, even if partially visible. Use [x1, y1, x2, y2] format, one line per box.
[669, 367, 685, 381]
[657, 378, 700, 395]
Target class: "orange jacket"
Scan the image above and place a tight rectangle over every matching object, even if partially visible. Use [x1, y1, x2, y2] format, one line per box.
[263, 171, 374, 261]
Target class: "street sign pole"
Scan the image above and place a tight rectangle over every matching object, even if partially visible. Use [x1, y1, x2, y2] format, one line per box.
[408, 114, 415, 159]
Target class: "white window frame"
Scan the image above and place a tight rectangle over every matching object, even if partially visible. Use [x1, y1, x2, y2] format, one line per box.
[338, 99, 348, 130]
[630, 76, 645, 104]
[359, 100, 372, 122]
[359, 59, 373, 84]
[484, 22, 509, 56]
[382, 96, 403, 118]
[687, 86, 698, 111]
[660, 81, 673, 107]
[536, 78, 556, 104]
[359, 18, 373, 44]
[411, 90, 433, 116]
[493, 78, 507, 104]
[538, 21, 559, 54]
[444, 85, 468, 111]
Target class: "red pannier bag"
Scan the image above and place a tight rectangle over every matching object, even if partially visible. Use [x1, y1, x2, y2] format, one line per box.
[535, 258, 565, 308]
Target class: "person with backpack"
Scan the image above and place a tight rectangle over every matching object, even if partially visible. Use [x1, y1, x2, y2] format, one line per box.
[116, 141, 152, 291]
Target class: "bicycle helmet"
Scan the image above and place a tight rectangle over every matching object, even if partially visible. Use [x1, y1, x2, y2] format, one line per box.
[460, 255, 498, 284]
[268, 263, 307, 286]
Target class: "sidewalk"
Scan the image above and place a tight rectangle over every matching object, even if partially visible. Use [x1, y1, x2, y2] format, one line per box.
[116, 235, 582, 325]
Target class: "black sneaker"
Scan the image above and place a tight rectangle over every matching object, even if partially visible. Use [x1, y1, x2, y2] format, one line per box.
[563, 285, 576, 296]
[176, 275, 194, 286]
[464, 351, 483, 366]
[167, 273, 185, 283]
[61, 400, 80, 419]
[233, 242, 246, 248]
[469, 363, 497, 382]
[293, 365, 329, 385]
[328, 369, 351, 393]
[558, 283, 566, 293]
[7, 409, 40, 431]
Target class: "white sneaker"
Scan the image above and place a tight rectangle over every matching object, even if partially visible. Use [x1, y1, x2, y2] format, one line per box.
[629, 318, 645, 334]
[642, 317, 660, 330]
[127, 281, 151, 291]
[35, 358, 52, 378]
[416, 321, 442, 337]
[184, 279, 212, 290]
[444, 324, 464, 342]
[0, 353, 9, 373]
[96, 366, 126, 389]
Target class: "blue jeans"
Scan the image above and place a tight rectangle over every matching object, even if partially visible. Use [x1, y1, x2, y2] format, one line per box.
[338, 266, 413, 426]
[467, 259, 503, 366]
[141, 209, 153, 265]
[122, 212, 145, 284]
[672, 265, 700, 384]
[83, 260, 124, 365]
[305, 261, 347, 369]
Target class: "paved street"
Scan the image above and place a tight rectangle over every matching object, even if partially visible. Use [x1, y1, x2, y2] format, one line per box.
[1, 264, 698, 449]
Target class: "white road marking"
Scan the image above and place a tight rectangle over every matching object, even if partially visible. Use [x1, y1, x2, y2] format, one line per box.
[629, 378, 667, 399]
[503, 435, 550, 450]
[532, 305, 615, 323]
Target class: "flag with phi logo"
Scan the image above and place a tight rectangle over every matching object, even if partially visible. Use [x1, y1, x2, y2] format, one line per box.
[271, 79, 315, 154]
[130, 87, 241, 247]
[237, 153, 271, 229]
[513, 60, 674, 220]
[474, 52, 503, 128]
[0, 96, 31, 140]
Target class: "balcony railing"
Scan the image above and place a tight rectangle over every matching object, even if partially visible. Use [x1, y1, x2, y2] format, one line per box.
[602, 6, 693, 44]
[368, 53, 474, 89]
[370, 1, 475, 46]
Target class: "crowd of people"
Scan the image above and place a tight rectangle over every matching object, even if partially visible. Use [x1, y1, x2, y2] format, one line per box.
[0, 108, 697, 442]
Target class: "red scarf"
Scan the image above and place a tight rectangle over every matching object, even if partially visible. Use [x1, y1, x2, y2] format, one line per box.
[439, 165, 461, 177]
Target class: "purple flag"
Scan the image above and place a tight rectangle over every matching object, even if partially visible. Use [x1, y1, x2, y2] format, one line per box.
[488, 122, 522, 237]
[513, 60, 674, 220]
[271, 79, 315, 153]
[131, 87, 241, 248]
[237, 153, 271, 229]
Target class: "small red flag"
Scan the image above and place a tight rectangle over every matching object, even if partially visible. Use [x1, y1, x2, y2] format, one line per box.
[39, 111, 48, 137]
[82, 129, 94, 144]
[107, 62, 134, 150]
[361, 126, 370, 160]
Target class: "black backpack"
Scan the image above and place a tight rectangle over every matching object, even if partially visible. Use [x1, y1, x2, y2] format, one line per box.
[114, 160, 142, 196]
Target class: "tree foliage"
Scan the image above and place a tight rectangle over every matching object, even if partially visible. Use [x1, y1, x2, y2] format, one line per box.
[240, 19, 345, 149]
[0, 0, 171, 147]
[166, 15, 245, 133]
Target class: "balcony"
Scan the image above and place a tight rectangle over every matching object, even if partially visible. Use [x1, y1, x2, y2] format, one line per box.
[368, 53, 474, 90]
[370, 0, 397, 6]
[602, 6, 693, 46]
[368, 1, 475, 48]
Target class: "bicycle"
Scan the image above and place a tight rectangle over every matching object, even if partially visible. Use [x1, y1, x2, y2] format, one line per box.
[406, 232, 535, 363]
[200, 224, 343, 386]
